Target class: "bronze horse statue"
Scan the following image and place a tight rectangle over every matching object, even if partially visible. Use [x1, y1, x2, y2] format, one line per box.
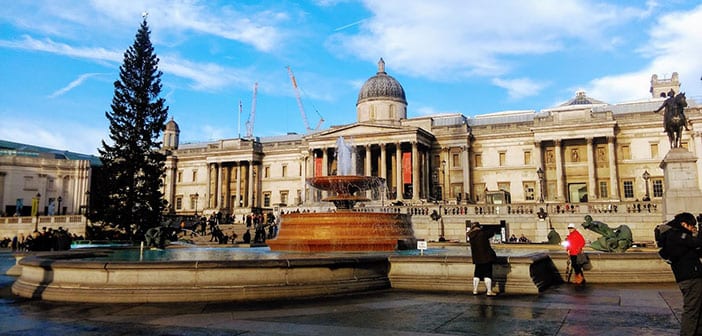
[656, 91, 688, 148]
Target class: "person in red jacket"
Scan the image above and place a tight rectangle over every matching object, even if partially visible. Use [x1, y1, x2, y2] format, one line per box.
[565, 223, 586, 285]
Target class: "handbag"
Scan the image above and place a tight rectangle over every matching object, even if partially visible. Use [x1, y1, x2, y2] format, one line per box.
[576, 252, 592, 270]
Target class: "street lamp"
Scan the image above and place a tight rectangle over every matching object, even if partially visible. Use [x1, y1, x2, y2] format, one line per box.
[536, 167, 545, 203]
[441, 160, 447, 202]
[194, 192, 199, 217]
[57, 196, 62, 215]
[642, 170, 651, 201]
[85, 191, 90, 217]
[34, 192, 41, 232]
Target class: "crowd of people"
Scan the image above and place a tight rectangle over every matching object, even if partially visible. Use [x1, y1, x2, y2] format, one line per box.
[1, 227, 80, 252]
[186, 211, 279, 245]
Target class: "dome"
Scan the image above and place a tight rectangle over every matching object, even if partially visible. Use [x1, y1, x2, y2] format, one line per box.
[356, 58, 407, 106]
[165, 117, 180, 132]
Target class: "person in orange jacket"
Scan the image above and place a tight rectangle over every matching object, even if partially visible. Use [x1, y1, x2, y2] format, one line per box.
[565, 223, 586, 285]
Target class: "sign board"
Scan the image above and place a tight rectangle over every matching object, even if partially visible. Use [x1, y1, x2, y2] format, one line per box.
[417, 240, 427, 255]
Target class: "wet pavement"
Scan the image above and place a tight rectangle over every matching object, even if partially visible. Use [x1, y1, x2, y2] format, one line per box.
[0, 250, 684, 335]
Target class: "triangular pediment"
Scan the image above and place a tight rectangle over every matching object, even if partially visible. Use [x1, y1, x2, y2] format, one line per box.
[305, 122, 432, 147]
[310, 122, 413, 139]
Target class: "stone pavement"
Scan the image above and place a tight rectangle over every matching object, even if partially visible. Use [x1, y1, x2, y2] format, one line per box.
[0, 251, 684, 335]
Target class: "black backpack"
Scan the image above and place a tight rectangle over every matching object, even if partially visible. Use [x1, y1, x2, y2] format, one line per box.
[654, 223, 673, 262]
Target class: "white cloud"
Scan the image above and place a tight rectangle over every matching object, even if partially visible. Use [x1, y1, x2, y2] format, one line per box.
[0, 117, 105, 155]
[586, 4, 702, 103]
[492, 78, 548, 100]
[0, 35, 122, 62]
[49, 73, 107, 98]
[329, 0, 649, 80]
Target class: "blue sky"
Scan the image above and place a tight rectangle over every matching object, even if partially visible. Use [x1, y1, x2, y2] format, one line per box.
[1, 0, 701, 155]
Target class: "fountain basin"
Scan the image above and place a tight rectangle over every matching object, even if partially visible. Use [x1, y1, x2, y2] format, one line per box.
[268, 212, 417, 252]
[11, 250, 390, 303]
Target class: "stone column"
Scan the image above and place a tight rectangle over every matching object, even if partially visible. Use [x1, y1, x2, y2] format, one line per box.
[235, 164, 241, 208]
[300, 153, 307, 204]
[443, 147, 450, 200]
[395, 142, 402, 200]
[607, 137, 620, 199]
[586, 137, 596, 200]
[554, 139, 564, 201]
[365, 144, 372, 198]
[461, 145, 470, 202]
[411, 142, 419, 201]
[247, 161, 254, 208]
[322, 148, 328, 176]
[217, 163, 223, 208]
[380, 144, 387, 180]
[424, 151, 431, 200]
[365, 144, 372, 176]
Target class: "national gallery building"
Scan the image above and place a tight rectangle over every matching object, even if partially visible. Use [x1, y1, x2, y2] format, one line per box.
[162, 59, 701, 234]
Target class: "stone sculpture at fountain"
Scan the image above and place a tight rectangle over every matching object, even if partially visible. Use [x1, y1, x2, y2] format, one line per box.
[267, 137, 417, 252]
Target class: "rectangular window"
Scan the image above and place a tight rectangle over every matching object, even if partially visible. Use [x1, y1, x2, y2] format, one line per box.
[192, 170, 197, 182]
[264, 166, 270, 178]
[623, 180, 634, 199]
[650, 143, 659, 159]
[499, 152, 506, 166]
[452, 153, 460, 167]
[175, 196, 183, 210]
[280, 191, 289, 205]
[653, 179, 663, 197]
[474, 153, 482, 167]
[524, 182, 535, 201]
[177, 171, 183, 183]
[620, 144, 631, 160]
[263, 193, 271, 207]
[23, 176, 34, 190]
[523, 151, 531, 165]
[599, 181, 608, 198]
[282, 165, 288, 178]
[299, 163, 303, 177]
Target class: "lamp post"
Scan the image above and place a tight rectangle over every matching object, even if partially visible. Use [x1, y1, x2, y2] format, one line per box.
[57, 196, 62, 215]
[194, 192, 199, 217]
[85, 191, 90, 217]
[536, 167, 545, 203]
[642, 170, 651, 201]
[34, 192, 41, 232]
[441, 160, 446, 202]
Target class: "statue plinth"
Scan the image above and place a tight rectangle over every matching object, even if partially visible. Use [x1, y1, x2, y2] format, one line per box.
[660, 148, 702, 221]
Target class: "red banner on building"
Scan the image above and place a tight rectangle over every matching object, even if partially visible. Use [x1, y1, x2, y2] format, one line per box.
[402, 152, 412, 184]
[315, 157, 323, 177]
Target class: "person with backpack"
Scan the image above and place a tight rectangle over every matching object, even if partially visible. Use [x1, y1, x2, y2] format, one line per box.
[661, 212, 702, 336]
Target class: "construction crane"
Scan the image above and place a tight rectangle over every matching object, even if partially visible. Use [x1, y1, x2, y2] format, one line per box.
[245, 82, 258, 139]
[286, 66, 324, 132]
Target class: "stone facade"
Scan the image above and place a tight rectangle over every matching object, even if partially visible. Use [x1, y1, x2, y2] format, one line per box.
[0, 141, 95, 218]
[162, 65, 701, 243]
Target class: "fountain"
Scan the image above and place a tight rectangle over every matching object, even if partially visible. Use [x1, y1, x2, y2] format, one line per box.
[267, 137, 417, 252]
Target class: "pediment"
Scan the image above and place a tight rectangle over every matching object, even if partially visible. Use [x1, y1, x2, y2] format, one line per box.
[310, 123, 413, 139]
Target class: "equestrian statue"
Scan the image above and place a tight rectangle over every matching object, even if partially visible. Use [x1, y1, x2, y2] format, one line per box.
[655, 89, 689, 148]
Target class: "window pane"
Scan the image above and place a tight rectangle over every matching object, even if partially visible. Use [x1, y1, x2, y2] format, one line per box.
[653, 179, 663, 197]
[623, 181, 634, 198]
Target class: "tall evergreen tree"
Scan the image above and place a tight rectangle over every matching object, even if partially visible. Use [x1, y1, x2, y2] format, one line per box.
[97, 18, 169, 239]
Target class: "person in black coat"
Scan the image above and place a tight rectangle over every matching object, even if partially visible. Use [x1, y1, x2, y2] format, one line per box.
[664, 212, 702, 336]
[467, 223, 497, 296]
